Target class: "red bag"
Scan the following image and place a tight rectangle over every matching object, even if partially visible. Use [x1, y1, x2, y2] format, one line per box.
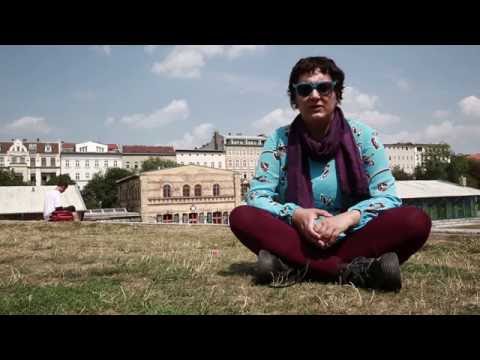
[49, 210, 74, 222]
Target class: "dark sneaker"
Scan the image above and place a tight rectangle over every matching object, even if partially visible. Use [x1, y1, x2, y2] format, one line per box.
[256, 250, 308, 288]
[339, 252, 402, 292]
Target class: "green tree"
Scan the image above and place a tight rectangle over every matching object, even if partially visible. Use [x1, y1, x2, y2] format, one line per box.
[466, 158, 480, 188]
[45, 174, 76, 186]
[391, 166, 413, 180]
[81, 168, 133, 209]
[446, 154, 470, 183]
[0, 169, 27, 186]
[141, 157, 178, 172]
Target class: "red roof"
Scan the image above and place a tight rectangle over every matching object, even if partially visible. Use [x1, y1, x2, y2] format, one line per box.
[122, 145, 175, 154]
[468, 153, 480, 161]
[0, 141, 59, 154]
[108, 144, 119, 152]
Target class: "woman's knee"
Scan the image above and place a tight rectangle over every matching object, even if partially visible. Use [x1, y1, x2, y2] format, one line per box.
[229, 205, 257, 230]
[400, 206, 432, 245]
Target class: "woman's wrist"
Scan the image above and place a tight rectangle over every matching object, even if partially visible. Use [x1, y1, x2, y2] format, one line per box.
[347, 210, 361, 227]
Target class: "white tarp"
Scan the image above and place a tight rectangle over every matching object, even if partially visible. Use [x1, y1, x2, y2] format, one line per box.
[396, 180, 480, 199]
[0, 186, 87, 214]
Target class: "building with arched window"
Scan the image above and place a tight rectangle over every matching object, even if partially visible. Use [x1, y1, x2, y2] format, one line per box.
[117, 165, 242, 224]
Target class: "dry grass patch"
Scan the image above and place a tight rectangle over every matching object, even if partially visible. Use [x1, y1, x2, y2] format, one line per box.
[0, 221, 479, 314]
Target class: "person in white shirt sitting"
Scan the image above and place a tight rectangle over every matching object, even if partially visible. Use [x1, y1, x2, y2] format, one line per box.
[43, 178, 80, 221]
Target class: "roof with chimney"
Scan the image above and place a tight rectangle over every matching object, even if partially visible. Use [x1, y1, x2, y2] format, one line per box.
[0, 140, 59, 154]
[122, 145, 175, 155]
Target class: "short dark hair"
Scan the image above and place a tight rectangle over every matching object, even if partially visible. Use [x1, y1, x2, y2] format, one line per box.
[57, 178, 69, 189]
[287, 56, 345, 109]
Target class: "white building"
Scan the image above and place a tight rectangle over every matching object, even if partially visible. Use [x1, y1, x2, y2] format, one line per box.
[194, 131, 267, 196]
[224, 133, 266, 190]
[176, 149, 225, 169]
[0, 138, 61, 185]
[60, 141, 122, 190]
[385, 143, 451, 175]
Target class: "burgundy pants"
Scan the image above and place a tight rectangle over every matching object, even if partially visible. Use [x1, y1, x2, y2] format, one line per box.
[229, 205, 431, 280]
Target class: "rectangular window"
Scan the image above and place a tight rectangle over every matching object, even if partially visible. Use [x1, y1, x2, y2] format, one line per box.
[95, 160, 99, 168]
[41, 157, 46, 167]
[75, 173, 80, 181]
[104, 160, 108, 168]
[51, 158, 56, 167]
[65, 160, 70, 168]
[20, 156, 25, 164]
[29, 144, 37, 152]
[211, 162, 215, 168]
[85, 160, 90, 168]
[126, 162, 130, 168]
[76, 160, 80, 168]
[113, 160, 118, 167]
[86, 172, 90, 179]
[218, 162, 222, 168]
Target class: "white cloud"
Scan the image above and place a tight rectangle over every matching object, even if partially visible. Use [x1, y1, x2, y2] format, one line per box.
[342, 87, 378, 111]
[144, 45, 158, 54]
[395, 78, 410, 91]
[4, 116, 51, 134]
[92, 45, 112, 55]
[342, 86, 400, 129]
[105, 117, 115, 127]
[252, 108, 298, 136]
[152, 48, 205, 78]
[110, 99, 190, 129]
[433, 109, 450, 119]
[171, 123, 215, 149]
[73, 90, 96, 101]
[459, 95, 480, 117]
[152, 45, 264, 79]
[381, 120, 480, 153]
[226, 45, 263, 59]
[219, 72, 282, 95]
[346, 110, 401, 128]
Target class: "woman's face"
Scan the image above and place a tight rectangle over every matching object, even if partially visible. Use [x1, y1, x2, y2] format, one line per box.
[294, 68, 337, 125]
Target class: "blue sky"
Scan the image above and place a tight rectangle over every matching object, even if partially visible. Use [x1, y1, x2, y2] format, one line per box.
[1, 45, 479, 153]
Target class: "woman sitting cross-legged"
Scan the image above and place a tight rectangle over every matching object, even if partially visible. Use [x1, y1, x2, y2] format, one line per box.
[229, 56, 431, 292]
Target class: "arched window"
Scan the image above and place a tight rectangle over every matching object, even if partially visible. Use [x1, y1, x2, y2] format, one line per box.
[213, 184, 220, 196]
[194, 184, 202, 197]
[163, 184, 171, 198]
[183, 184, 190, 197]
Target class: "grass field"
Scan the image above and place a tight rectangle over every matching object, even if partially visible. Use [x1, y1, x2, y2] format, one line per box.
[0, 221, 479, 315]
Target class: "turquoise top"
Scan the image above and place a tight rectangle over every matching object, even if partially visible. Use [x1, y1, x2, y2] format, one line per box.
[246, 118, 402, 233]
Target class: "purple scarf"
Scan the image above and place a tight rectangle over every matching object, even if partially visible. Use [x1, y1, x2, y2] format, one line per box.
[286, 107, 369, 210]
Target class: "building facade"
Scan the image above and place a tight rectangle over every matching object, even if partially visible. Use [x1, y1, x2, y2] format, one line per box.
[117, 165, 242, 224]
[60, 141, 122, 190]
[0, 139, 61, 185]
[122, 145, 176, 172]
[385, 143, 451, 174]
[176, 149, 225, 169]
